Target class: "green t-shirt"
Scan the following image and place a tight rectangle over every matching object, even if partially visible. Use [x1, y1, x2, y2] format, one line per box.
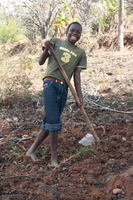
[44, 38, 87, 82]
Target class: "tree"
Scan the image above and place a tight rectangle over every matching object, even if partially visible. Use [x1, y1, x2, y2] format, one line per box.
[71, 0, 119, 35]
[14, 0, 62, 39]
[118, 0, 124, 50]
[125, 0, 133, 14]
[69, 0, 98, 28]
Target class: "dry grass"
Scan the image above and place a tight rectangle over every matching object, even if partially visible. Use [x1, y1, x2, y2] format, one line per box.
[0, 34, 133, 108]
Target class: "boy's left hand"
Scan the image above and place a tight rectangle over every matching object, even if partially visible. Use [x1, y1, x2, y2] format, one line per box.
[76, 97, 83, 108]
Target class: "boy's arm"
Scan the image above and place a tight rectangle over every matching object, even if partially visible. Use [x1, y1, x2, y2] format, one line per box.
[39, 40, 54, 65]
[73, 67, 83, 107]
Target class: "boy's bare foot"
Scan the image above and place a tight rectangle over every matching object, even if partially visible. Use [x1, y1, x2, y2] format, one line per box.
[26, 151, 39, 161]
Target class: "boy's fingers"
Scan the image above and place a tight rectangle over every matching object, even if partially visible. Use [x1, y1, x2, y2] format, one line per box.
[44, 41, 54, 47]
[76, 102, 83, 108]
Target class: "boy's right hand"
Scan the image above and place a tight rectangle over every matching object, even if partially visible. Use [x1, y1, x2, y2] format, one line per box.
[44, 40, 54, 48]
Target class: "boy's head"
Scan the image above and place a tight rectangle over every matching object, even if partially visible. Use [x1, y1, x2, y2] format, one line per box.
[66, 22, 82, 45]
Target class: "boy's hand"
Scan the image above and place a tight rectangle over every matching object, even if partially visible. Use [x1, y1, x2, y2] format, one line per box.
[44, 40, 54, 48]
[76, 97, 83, 108]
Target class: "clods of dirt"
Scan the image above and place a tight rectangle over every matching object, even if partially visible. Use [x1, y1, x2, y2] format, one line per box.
[0, 119, 133, 200]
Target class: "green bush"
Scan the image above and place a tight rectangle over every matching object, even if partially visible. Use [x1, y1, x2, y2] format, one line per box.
[0, 18, 23, 44]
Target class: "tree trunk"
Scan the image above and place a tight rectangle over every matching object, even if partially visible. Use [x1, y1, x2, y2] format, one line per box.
[41, 26, 46, 39]
[118, 0, 124, 51]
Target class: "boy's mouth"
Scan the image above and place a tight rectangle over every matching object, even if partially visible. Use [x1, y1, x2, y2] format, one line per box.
[70, 36, 77, 41]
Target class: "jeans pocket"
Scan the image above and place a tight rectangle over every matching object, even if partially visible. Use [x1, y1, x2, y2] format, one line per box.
[43, 81, 53, 89]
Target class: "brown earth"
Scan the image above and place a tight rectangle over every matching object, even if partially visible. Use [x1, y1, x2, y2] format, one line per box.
[0, 42, 133, 200]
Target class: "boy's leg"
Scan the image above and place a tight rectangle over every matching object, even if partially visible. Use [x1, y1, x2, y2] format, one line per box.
[26, 129, 49, 161]
[49, 131, 58, 167]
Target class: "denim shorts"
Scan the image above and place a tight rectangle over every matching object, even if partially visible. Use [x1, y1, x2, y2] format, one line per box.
[41, 80, 68, 132]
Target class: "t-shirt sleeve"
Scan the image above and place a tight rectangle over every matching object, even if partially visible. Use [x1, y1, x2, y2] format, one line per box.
[51, 38, 57, 47]
[77, 50, 87, 69]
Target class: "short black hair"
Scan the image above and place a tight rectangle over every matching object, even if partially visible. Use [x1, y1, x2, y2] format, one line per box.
[66, 22, 82, 34]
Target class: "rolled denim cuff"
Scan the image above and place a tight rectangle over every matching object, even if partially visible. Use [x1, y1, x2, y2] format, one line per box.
[41, 122, 62, 131]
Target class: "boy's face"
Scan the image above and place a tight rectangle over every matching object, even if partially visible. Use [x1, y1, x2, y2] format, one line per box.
[66, 24, 82, 45]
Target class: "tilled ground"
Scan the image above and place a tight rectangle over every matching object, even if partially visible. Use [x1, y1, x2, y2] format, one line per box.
[0, 120, 133, 200]
[0, 47, 133, 199]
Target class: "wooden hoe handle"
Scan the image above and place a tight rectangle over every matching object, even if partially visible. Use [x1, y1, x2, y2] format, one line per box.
[48, 46, 100, 142]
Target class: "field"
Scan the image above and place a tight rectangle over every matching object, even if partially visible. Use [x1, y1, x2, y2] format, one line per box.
[0, 40, 133, 199]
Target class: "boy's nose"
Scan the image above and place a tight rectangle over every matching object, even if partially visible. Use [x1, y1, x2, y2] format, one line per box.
[73, 31, 77, 35]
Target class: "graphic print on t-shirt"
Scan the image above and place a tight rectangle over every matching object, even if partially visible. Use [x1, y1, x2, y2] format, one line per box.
[61, 52, 71, 63]
[59, 46, 77, 63]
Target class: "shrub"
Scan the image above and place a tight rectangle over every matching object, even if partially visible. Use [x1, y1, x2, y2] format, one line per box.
[0, 18, 23, 44]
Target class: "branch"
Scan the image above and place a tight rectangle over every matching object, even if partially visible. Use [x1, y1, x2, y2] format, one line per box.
[85, 100, 133, 114]
[126, 0, 133, 5]
[0, 175, 31, 180]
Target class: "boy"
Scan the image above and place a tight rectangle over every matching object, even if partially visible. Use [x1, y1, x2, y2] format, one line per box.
[26, 22, 87, 167]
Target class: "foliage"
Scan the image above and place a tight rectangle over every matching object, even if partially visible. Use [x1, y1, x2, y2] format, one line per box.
[75, 146, 97, 155]
[70, 0, 92, 29]
[91, 0, 119, 34]
[125, 0, 133, 15]
[13, 0, 63, 39]
[0, 18, 23, 44]
[51, 3, 80, 37]
[0, 0, 133, 41]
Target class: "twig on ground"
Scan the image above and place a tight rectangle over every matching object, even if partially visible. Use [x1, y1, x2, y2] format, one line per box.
[0, 175, 31, 180]
[85, 100, 133, 114]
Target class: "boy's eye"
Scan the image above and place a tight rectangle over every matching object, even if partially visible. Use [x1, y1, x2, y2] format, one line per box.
[70, 29, 81, 34]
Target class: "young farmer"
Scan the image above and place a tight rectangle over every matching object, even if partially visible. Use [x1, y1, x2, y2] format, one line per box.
[26, 22, 87, 167]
